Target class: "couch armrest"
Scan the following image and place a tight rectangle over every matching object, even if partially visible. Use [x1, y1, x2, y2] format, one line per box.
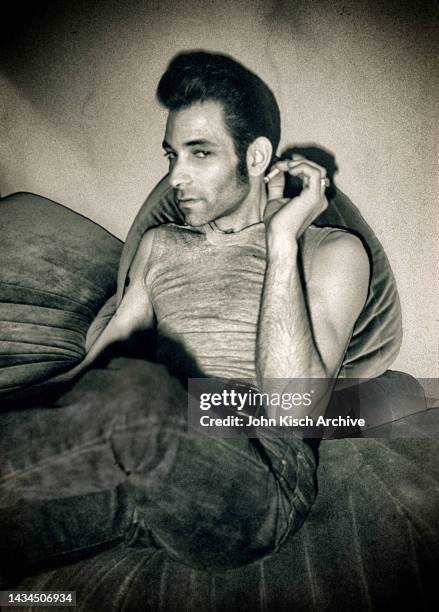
[0, 192, 122, 400]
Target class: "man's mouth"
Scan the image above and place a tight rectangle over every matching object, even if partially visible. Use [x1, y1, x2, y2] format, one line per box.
[178, 197, 202, 207]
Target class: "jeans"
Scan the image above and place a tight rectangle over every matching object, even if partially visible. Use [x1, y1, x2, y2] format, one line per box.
[0, 358, 316, 576]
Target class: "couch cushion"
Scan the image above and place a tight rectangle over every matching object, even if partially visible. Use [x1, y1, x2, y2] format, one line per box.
[0, 192, 122, 398]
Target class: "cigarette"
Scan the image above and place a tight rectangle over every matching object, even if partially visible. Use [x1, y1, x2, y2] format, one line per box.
[264, 167, 281, 183]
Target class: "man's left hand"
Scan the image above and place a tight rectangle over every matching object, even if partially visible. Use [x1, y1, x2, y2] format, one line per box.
[263, 155, 329, 243]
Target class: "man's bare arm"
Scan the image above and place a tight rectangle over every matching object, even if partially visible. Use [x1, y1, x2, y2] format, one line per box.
[80, 229, 156, 370]
[305, 232, 369, 377]
[256, 157, 369, 419]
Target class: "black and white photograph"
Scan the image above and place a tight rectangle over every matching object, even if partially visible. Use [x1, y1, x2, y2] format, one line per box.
[1, 1, 438, 610]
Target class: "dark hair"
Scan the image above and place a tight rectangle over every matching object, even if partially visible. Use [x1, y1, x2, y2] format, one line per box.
[156, 51, 281, 180]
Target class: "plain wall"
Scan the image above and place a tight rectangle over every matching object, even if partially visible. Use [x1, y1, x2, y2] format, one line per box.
[1, 0, 437, 378]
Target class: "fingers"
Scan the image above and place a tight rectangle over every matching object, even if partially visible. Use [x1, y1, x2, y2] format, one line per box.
[290, 154, 327, 177]
[266, 155, 328, 201]
[266, 155, 327, 178]
[287, 162, 325, 199]
[266, 162, 286, 201]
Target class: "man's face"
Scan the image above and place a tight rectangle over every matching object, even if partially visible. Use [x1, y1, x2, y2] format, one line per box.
[163, 100, 250, 227]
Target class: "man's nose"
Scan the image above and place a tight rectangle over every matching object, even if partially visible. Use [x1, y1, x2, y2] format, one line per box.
[169, 160, 192, 189]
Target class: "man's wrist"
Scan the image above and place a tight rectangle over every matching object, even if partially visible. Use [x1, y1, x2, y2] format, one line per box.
[266, 232, 299, 262]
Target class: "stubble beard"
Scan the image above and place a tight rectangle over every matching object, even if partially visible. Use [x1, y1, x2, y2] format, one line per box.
[182, 160, 250, 228]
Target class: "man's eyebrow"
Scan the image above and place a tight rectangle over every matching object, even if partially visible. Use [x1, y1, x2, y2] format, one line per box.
[184, 139, 218, 148]
[162, 138, 218, 150]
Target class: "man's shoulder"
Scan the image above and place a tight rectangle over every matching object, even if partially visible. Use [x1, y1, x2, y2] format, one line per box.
[307, 226, 370, 287]
[312, 226, 367, 258]
[303, 225, 367, 259]
[303, 224, 358, 243]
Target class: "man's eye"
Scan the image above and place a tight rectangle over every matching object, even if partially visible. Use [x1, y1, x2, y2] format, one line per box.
[194, 150, 210, 158]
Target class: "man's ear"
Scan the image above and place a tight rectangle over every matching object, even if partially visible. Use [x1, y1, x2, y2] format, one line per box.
[247, 137, 273, 178]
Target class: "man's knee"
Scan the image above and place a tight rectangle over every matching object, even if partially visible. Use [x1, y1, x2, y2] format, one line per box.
[128, 436, 316, 571]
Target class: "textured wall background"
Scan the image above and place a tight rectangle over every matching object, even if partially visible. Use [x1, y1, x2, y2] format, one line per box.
[1, 0, 437, 377]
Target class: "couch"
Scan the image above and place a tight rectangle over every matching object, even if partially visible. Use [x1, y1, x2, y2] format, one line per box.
[0, 188, 438, 611]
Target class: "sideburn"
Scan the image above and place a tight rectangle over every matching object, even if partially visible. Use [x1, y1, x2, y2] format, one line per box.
[236, 155, 250, 185]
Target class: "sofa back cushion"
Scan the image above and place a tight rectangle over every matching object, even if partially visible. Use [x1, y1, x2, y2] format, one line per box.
[0, 192, 122, 399]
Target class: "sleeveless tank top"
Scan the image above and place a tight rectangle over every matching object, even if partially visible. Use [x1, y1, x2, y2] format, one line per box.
[144, 222, 401, 382]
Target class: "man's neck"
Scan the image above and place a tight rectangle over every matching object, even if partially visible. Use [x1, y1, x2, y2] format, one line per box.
[213, 180, 268, 233]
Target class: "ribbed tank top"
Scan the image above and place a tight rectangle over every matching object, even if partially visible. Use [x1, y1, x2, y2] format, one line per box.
[145, 222, 400, 382]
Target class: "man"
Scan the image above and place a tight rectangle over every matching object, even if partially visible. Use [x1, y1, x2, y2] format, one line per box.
[1, 52, 398, 576]
[85, 52, 370, 410]
[79, 51, 373, 565]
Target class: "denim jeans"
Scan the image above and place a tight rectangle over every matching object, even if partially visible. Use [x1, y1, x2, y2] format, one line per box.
[0, 358, 316, 576]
